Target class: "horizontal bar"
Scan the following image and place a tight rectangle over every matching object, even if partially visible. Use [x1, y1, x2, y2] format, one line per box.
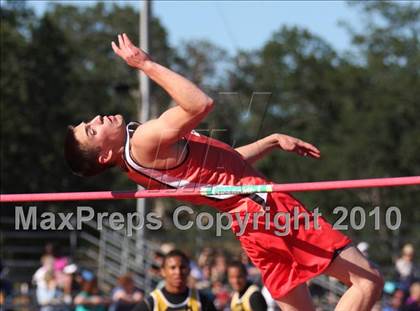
[1, 176, 419, 203]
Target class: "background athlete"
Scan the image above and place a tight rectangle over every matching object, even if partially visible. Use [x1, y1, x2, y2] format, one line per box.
[227, 261, 268, 311]
[65, 33, 384, 311]
[132, 250, 216, 311]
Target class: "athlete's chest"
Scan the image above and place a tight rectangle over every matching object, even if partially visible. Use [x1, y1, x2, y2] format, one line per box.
[134, 139, 189, 170]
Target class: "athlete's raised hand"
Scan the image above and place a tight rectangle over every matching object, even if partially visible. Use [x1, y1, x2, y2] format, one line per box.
[277, 134, 321, 158]
[112, 33, 150, 70]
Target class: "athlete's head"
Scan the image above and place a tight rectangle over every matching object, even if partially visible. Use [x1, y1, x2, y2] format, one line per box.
[227, 261, 248, 292]
[64, 114, 126, 176]
[161, 250, 190, 293]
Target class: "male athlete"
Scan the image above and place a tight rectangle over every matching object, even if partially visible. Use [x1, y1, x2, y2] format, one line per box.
[132, 250, 216, 311]
[227, 261, 267, 311]
[65, 33, 384, 311]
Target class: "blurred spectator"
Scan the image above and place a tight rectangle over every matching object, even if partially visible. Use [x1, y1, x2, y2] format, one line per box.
[396, 244, 418, 291]
[36, 270, 63, 311]
[198, 248, 214, 268]
[52, 245, 69, 290]
[63, 263, 80, 304]
[308, 279, 327, 308]
[382, 289, 405, 311]
[110, 273, 144, 311]
[227, 261, 267, 311]
[0, 259, 13, 310]
[8, 242, 410, 310]
[211, 280, 230, 311]
[211, 252, 227, 283]
[195, 264, 213, 292]
[33, 255, 62, 309]
[357, 241, 370, 258]
[149, 251, 165, 289]
[160, 242, 175, 255]
[150, 263, 161, 278]
[11, 283, 31, 311]
[74, 270, 110, 311]
[150, 251, 165, 270]
[190, 260, 204, 282]
[33, 256, 55, 287]
[132, 249, 216, 311]
[401, 282, 420, 311]
[63, 264, 78, 275]
[240, 252, 261, 284]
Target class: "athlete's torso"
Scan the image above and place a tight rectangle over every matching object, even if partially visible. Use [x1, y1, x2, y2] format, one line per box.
[123, 123, 269, 211]
[231, 284, 260, 311]
[150, 288, 201, 311]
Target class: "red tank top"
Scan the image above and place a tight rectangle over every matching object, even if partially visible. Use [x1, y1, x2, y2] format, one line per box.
[123, 122, 269, 212]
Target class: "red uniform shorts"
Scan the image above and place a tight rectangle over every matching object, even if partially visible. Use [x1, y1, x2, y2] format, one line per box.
[230, 192, 352, 299]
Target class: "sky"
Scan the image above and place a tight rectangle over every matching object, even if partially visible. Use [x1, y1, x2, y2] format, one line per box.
[24, 0, 364, 55]
[153, 1, 362, 54]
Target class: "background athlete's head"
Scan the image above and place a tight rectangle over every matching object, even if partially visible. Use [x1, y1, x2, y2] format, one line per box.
[161, 249, 191, 293]
[64, 114, 126, 176]
[227, 261, 248, 292]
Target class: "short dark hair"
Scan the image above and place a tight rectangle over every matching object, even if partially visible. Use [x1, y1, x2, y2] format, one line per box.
[227, 261, 247, 276]
[162, 249, 190, 268]
[64, 126, 110, 177]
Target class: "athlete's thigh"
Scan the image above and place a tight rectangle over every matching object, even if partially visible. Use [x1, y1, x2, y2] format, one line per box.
[276, 283, 315, 311]
[323, 245, 382, 286]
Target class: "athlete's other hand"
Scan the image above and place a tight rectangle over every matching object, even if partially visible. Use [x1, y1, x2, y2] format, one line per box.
[112, 33, 150, 70]
[276, 134, 321, 158]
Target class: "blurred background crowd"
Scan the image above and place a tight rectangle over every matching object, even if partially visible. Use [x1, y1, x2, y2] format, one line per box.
[1, 241, 419, 310]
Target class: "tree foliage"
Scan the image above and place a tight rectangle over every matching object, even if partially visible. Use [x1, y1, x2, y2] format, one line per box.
[226, 2, 419, 262]
[1, 2, 172, 214]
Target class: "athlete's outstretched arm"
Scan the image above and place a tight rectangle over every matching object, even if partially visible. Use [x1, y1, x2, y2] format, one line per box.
[112, 33, 213, 150]
[235, 134, 321, 164]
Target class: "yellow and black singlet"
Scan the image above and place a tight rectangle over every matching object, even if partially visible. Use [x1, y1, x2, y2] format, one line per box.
[149, 288, 201, 311]
[230, 284, 260, 311]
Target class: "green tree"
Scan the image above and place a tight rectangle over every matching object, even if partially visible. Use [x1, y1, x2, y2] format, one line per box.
[1, 2, 34, 193]
[339, 1, 420, 259]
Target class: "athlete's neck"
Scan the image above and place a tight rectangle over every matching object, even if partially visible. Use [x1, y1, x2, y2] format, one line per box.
[164, 285, 188, 295]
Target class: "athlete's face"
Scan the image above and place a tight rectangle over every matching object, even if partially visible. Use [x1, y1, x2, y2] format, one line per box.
[161, 256, 190, 293]
[73, 114, 126, 163]
[228, 267, 247, 292]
